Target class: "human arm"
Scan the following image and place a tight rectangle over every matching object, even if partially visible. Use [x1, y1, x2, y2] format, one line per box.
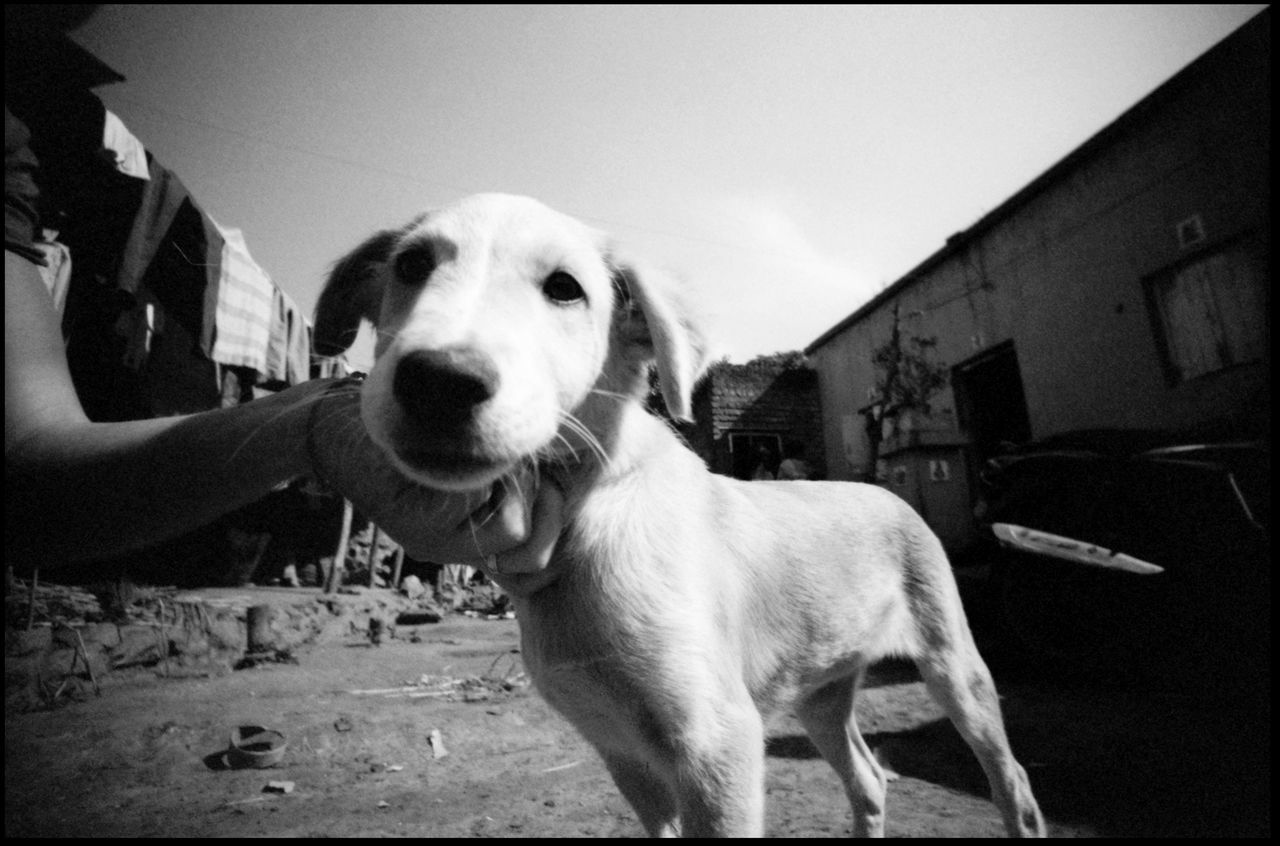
[6, 249, 312, 562]
[5, 249, 562, 568]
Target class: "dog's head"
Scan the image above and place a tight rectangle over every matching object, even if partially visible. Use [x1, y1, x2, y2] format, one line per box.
[315, 193, 710, 491]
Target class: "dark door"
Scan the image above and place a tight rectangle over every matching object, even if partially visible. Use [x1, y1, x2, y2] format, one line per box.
[953, 342, 1031, 465]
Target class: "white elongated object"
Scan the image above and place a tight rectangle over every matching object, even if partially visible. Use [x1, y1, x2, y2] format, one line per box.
[992, 523, 1164, 575]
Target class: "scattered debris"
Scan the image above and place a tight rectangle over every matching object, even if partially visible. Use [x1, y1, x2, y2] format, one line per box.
[366, 760, 406, 773]
[235, 647, 298, 670]
[222, 795, 274, 808]
[345, 672, 529, 702]
[396, 610, 442, 626]
[347, 686, 416, 696]
[428, 728, 449, 759]
[442, 577, 511, 617]
[228, 725, 288, 769]
[368, 617, 386, 646]
[465, 609, 518, 620]
[541, 760, 581, 774]
[334, 715, 354, 733]
[6, 579, 103, 625]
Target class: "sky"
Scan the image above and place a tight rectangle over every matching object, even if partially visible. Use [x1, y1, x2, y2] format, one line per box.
[72, 4, 1267, 368]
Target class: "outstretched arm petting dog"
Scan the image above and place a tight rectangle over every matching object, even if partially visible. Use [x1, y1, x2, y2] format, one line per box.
[5, 249, 561, 576]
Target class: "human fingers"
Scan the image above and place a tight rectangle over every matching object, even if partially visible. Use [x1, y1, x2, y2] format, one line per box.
[477, 479, 565, 597]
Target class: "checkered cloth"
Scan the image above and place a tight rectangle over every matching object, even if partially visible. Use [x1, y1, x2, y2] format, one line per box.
[209, 219, 274, 374]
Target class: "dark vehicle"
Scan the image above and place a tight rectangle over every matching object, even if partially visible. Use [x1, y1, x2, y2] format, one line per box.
[976, 429, 1269, 682]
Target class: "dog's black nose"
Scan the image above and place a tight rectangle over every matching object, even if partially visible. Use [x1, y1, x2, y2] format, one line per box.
[392, 348, 500, 427]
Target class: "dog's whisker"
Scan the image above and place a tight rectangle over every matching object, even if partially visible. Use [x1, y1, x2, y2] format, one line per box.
[462, 508, 486, 559]
[588, 388, 632, 403]
[559, 412, 611, 470]
[555, 413, 594, 454]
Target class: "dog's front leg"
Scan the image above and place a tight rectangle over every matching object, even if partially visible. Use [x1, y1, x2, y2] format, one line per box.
[673, 702, 767, 838]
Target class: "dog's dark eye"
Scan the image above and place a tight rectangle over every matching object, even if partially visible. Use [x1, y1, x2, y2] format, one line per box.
[394, 246, 435, 285]
[543, 271, 585, 304]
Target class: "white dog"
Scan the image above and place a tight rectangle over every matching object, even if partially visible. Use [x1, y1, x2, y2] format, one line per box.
[315, 194, 1045, 837]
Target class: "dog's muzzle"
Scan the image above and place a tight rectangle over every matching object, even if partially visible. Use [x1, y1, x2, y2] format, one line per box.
[392, 347, 500, 431]
[383, 346, 515, 483]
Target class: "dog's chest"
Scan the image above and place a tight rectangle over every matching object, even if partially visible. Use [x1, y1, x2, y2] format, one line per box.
[514, 583, 688, 756]
[511, 483, 729, 752]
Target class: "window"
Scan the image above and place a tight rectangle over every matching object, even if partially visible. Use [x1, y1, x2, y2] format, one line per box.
[1146, 242, 1267, 383]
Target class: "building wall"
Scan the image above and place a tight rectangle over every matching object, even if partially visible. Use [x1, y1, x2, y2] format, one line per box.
[685, 360, 825, 479]
[808, 12, 1269, 545]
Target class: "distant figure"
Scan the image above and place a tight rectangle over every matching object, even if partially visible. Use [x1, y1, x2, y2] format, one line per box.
[777, 441, 812, 481]
[750, 444, 776, 481]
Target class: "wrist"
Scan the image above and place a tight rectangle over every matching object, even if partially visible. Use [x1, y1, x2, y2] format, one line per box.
[306, 374, 366, 486]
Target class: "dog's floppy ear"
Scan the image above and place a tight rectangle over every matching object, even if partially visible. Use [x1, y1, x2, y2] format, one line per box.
[313, 228, 402, 356]
[611, 258, 712, 423]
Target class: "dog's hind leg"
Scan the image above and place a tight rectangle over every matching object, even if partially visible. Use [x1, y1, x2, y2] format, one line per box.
[796, 670, 888, 837]
[903, 529, 1046, 837]
[913, 642, 1046, 837]
[602, 753, 680, 837]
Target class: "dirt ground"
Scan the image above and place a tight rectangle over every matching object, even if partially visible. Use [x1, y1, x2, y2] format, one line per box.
[4, 609, 1270, 838]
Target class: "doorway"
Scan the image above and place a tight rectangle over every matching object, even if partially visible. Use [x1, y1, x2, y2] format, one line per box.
[953, 342, 1032, 465]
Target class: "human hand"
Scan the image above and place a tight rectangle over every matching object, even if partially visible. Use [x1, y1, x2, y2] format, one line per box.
[307, 381, 564, 584]
[475, 476, 565, 597]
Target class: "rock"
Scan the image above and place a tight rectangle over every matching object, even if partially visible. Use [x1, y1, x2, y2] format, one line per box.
[400, 575, 425, 600]
[428, 728, 449, 759]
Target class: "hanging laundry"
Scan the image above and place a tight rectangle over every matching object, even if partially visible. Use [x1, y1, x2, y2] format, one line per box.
[264, 286, 312, 387]
[101, 109, 149, 181]
[33, 232, 73, 317]
[116, 158, 200, 295]
[117, 289, 164, 371]
[209, 218, 274, 375]
[126, 197, 221, 414]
